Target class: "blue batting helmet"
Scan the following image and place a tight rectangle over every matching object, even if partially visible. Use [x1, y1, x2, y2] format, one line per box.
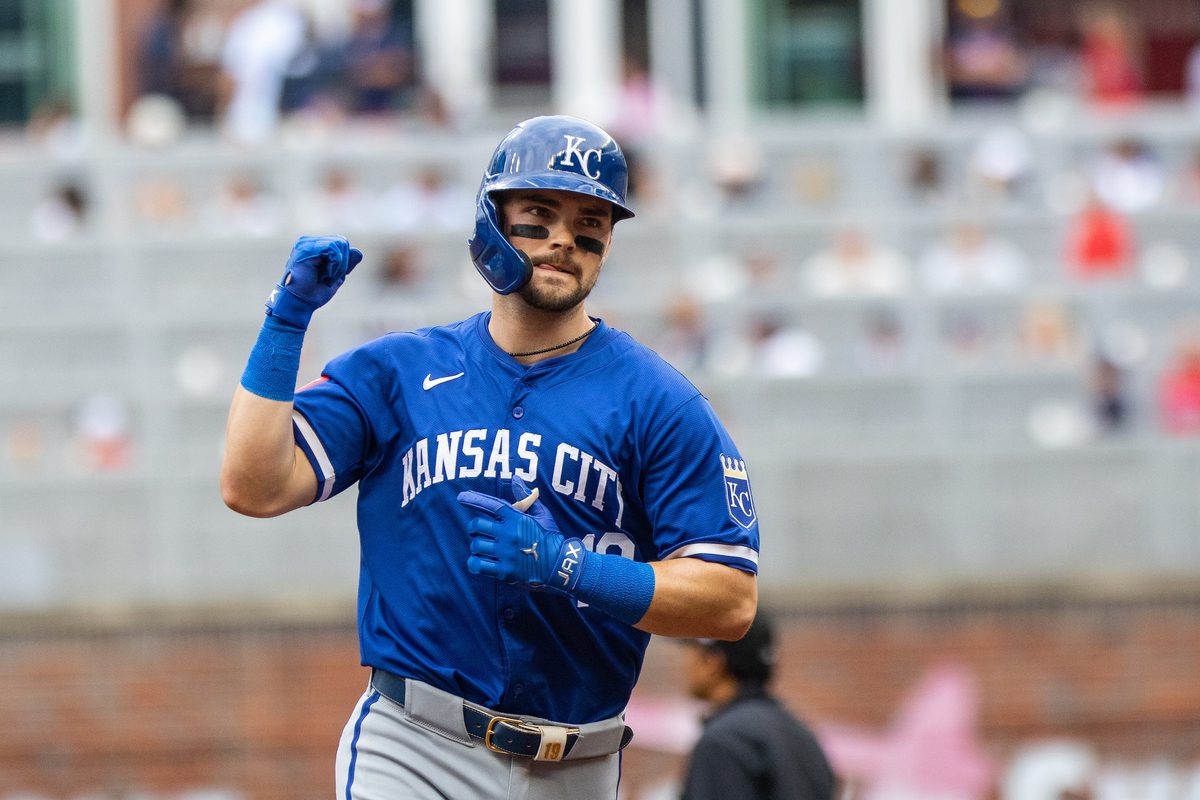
[468, 115, 635, 294]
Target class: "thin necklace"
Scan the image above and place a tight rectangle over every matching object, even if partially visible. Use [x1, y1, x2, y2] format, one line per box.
[507, 321, 599, 358]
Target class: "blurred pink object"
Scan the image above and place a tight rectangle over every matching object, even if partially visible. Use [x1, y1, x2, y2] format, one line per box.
[1158, 330, 1200, 435]
[624, 693, 703, 754]
[818, 663, 995, 799]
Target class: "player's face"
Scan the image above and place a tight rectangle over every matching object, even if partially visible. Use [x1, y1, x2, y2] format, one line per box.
[498, 190, 614, 313]
[682, 643, 723, 702]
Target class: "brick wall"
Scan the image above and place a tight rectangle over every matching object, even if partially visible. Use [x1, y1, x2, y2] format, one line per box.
[0, 613, 367, 799]
[2, 590, 1198, 799]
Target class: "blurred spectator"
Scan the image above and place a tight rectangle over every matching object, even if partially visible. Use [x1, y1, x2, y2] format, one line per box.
[378, 243, 428, 293]
[132, 175, 191, 228]
[611, 56, 669, 144]
[1077, 3, 1143, 106]
[751, 316, 825, 378]
[4, 417, 46, 472]
[941, 309, 991, 364]
[743, 251, 789, 298]
[333, 0, 416, 115]
[1089, 138, 1164, 213]
[1019, 298, 1081, 364]
[655, 295, 710, 375]
[705, 314, 824, 379]
[708, 135, 766, 204]
[906, 147, 949, 206]
[137, 0, 214, 120]
[854, 309, 907, 373]
[1091, 356, 1128, 433]
[377, 166, 467, 233]
[204, 175, 282, 237]
[944, 1, 1029, 101]
[1024, 40, 1083, 97]
[787, 154, 839, 208]
[31, 180, 89, 242]
[71, 394, 133, 473]
[294, 166, 373, 233]
[802, 226, 911, 297]
[1158, 325, 1200, 435]
[414, 85, 452, 128]
[967, 125, 1032, 203]
[918, 222, 1029, 294]
[278, 14, 339, 118]
[26, 96, 80, 156]
[217, 0, 307, 143]
[1065, 197, 1134, 279]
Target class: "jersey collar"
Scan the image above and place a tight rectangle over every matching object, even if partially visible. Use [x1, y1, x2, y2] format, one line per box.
[475, 311, 613, 372]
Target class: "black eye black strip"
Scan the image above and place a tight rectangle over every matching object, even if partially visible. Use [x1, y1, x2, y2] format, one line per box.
[575, 236, 605, 256]
[509, 224, 549, 239]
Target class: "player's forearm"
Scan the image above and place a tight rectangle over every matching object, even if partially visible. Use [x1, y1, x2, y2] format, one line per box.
[220, 386, 314, 517]
[634, 558, 757, 640]
[221, 237, 360, 516]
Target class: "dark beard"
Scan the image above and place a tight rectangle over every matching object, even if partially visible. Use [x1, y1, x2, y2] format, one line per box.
[518, 262, 598, 312]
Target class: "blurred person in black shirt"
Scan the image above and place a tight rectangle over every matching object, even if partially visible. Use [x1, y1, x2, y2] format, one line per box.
[680, 611, 836, 800]
[337, 0, 416, 114]
[136, 0, 217, 120]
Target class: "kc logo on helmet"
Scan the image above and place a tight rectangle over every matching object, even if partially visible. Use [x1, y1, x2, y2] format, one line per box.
[721, 455, 756, 529]
[552, 135, 603, 179]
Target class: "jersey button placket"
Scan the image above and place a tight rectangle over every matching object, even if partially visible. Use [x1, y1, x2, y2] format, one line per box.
[509, 379, 528, 421]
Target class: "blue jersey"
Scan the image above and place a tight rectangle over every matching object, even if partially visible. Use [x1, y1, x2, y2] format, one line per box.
[292, 312, 759, 723]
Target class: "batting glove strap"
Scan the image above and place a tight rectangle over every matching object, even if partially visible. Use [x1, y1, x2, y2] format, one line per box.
[265, 282, 321, 329]
[545, 537, 587, 595]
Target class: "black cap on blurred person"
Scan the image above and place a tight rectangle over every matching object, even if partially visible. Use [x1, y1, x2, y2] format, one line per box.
[697, 610, 777, 685]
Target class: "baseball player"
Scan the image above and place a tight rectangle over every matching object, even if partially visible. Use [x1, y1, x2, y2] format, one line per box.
[221, 115, 760, 799]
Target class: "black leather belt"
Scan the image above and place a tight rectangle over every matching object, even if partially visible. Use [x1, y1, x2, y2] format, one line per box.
[370, 669, 633, 761]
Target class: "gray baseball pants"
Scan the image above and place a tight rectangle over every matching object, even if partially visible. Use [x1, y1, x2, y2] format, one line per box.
[335, 675, 624, 799]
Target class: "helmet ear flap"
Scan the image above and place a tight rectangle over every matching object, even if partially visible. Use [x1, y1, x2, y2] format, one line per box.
[468, 190, 534, 294]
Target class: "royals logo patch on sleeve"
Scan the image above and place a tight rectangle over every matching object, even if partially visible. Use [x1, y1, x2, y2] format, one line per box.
[721, 455, 756, 529]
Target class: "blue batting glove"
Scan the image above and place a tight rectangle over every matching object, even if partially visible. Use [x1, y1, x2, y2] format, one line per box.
[266, 235, 363, 328]
[457, 477, 587, 595]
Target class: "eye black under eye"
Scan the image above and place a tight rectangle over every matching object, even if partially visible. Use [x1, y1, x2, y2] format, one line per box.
[575, 235, 605, 255]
